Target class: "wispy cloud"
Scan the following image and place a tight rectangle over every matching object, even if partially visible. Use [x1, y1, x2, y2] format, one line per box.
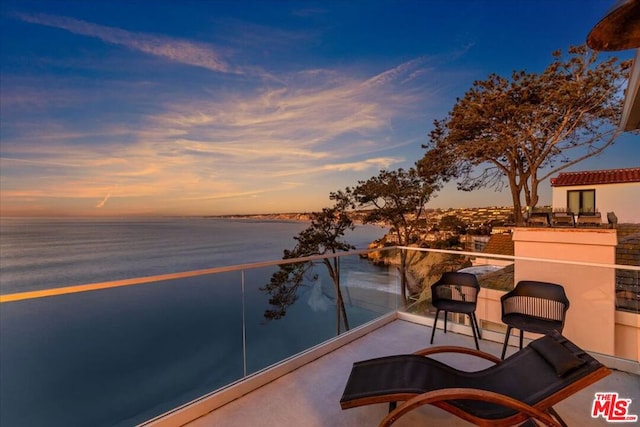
[16, 13, 237, 74]
[1, 37, 439, 214]
[361, 57, 430, 88]
[95, 190, 112, 208]
[273, 157, 402, 177]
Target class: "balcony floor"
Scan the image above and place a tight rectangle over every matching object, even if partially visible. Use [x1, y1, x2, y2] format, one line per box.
[185, 320, 639, 426]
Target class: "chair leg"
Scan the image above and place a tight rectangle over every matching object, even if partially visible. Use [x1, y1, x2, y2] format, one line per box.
[501, 325, 513, 359]
[443, 310, 448, 334]
[547, 407, 568, 427]
[519, 329, 524, 350]
[471, 312, 482, 339]
[430, 309, 440, 344]
[468, 314, 479, 350]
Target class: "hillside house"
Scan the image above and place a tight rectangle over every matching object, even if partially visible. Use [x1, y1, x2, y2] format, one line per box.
[550, 167, 640, 224]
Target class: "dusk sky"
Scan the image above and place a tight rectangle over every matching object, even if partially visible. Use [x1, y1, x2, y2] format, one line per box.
[1, 0, 638, 217]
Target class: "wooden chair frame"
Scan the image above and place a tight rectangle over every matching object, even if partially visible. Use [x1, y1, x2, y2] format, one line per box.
[341, 343, 610, 427]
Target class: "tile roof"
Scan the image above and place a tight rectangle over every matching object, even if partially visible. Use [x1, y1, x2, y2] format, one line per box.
[482, 232, 514, 256]
[550, 167, 640, 187]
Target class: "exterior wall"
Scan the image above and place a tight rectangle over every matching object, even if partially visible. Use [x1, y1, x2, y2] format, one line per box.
[512, 228, 619, 356]
[476, 288, 504, 326]
[616, 310, 640, 362]
[551, 181, 640, 223]
[476, 287, 639, 363]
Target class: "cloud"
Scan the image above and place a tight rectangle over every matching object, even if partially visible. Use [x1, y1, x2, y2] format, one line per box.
[148, 58, 433, 159]
[273, 157, 403, 177]
[361, 57, 430, 89]
[1, 41, 438, 214]
[17, 13, 236, 74]
[96, 191, 112, 208]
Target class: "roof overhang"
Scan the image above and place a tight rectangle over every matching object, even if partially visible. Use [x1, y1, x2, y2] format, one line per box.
[587, 0, 640, 131]
[620, 50, 640, 131]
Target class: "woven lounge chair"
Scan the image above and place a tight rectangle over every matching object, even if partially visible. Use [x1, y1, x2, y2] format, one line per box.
[340, 331, 609, 427]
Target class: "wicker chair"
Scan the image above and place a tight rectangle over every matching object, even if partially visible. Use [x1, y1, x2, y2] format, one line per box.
[500, 281, 570, 359]
[430, 272, 481, 350]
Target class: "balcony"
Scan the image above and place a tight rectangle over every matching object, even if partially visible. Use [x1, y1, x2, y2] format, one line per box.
[166, 318, 637, 427]
[1, 232, 638, 427]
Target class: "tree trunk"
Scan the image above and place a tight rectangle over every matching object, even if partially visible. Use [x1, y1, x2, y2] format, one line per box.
[510, 182, 524, 225]
[529, 175, 540, 209]
[327, 257, 350, 334]
[399, 249, 408, 304]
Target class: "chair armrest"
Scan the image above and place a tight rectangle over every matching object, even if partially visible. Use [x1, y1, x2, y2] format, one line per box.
[413, 346, 502, 364]
[378, 387, 561, 427]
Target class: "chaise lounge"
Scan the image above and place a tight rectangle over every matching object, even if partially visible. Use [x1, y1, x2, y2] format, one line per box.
[340, 330, 610, 427]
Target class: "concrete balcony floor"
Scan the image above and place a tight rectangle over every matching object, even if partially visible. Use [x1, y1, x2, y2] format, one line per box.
[184, 320, 639, 427]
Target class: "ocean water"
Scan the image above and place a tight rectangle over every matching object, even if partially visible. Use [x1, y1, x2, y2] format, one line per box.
[0, 217, 387, 294]
[0, 217, 395, 427]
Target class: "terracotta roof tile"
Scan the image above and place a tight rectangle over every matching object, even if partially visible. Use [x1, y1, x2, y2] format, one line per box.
[482, 233, 514, 256]
[550, 167, 640, 187]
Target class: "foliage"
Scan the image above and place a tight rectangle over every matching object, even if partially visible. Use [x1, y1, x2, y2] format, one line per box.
[347, 167, 442, 301]
[438, 215, 468, 234]
[260, 191, 355, 333]
[430, 235, 461, 249]
[349, 168, 438, 245]
[418, 45, 632, 225]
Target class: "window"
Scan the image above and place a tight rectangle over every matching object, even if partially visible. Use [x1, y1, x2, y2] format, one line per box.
[567, 189, 596, 214]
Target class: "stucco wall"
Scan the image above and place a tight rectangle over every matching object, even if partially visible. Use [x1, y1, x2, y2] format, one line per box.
[551, 181, 640, 223]
[512, 228, 618, 356]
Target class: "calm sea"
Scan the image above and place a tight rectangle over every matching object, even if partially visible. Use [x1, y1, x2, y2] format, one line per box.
[0, 217, 393, 427]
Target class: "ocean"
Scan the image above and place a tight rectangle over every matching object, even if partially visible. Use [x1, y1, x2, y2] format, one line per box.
[0, 217, 395, 427]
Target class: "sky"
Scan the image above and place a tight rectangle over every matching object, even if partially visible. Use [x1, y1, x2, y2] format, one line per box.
[1, 0, 638, 217]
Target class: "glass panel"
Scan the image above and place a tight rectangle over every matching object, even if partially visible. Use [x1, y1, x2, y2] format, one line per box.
[582, 189, 596, 213]
[243, 254, 398, 375]
[567, 190, 581, 214]
[0, 273, 245, 427]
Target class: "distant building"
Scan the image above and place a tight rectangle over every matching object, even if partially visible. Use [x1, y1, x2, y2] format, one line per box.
[550, 167, 640, 224]
[471, 232, 514, 268]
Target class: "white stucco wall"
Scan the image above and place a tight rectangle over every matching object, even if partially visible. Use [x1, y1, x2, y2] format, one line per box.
[551, 181, 640, 223]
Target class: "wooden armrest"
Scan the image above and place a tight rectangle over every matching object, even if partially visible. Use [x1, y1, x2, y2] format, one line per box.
[378, 388, 561, 427]
[413, 346, 502, 364]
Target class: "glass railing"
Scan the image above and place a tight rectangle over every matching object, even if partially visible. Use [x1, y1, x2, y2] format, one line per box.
[1, 246, 637, 427]
[0, 249, 399, 427]
[374, 247, 640, 317]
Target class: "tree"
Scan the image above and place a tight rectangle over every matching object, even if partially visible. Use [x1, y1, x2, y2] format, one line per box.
[438, 215, 468, 234]
[418, 45, 632, 225]
[349, 168, 440, 301]
[260, 191, 355, 334]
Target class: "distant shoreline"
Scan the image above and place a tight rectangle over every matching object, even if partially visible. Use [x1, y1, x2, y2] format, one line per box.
[206, 213, 313, 222]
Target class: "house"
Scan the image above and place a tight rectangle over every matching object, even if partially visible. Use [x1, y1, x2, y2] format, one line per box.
[476, 232, 514, 266]
[550, 167, 640, 224]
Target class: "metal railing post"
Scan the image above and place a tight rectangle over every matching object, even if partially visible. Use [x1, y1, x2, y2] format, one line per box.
[241, 270, 247, 378]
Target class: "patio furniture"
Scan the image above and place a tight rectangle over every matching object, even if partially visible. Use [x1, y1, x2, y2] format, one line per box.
[429, 272, 481, 350]
[576, 211, 602, 226]
[500, 281, 570, 359]
[551, 211, 575, 227]
[527, 212, 550, 227]
[340, 331, 610, 427]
